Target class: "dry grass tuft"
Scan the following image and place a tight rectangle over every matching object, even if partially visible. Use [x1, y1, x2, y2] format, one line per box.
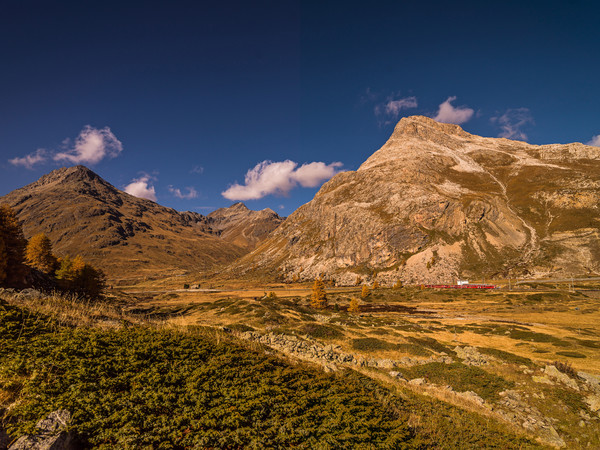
[0, 290, 143, 329]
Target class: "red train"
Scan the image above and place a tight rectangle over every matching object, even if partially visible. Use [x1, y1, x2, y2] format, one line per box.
[424, 284, 496, 289]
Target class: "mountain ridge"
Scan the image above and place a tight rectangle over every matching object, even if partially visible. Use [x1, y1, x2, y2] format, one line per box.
[0, 166, 281, 281]
[234, 116, 600, 285]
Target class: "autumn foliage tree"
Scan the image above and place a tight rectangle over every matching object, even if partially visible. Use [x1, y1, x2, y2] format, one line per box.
[361, 284, 370, 298]
[310, 277, 328, 309]
[25, 233, 57, 275]
[0, 205, 28, 286]
[56, 255, 106, 299]
[348, 297, 360, 313]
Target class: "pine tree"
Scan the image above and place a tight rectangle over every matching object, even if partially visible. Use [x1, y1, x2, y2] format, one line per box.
[372, 280, 380, 289]
[25, 233, 57, 274]
[361, 284, 370, 298]
[393, 279, 403, 289]
[348, 297, 360, 313]
[310, 277, 328, 309]
[0, 205, 27, 286]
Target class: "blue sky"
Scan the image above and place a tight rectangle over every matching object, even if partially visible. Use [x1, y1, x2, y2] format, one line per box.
[1, 0, 599, 216]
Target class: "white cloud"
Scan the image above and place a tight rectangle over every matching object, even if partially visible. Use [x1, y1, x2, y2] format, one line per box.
[587, 135, 600, 147]
[8, 149, 47, 169]
[222, 160, 343, 201]
[491, 108, 534, 140]
[168, 185, 198, 199]
[433, 96, 474, 124]
[54, 125, 123, 165]
[124, 175, 157, 201]
[375, 96, 418, 125]
[190, 165, 204, 174]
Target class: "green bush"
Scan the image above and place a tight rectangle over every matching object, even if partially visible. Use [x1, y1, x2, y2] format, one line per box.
[351, 337, 395, 351]
[300, 323, 344, 340]
[478, 347, 534, 367]
[555, 351, 586, 358]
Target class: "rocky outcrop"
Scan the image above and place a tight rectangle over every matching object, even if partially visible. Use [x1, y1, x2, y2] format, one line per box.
[8, 410, 75, 450]
[235, 116, 600, 284]
[207, 202, 284, 250]
[453, 346, 491, 366]
[239, 331, 453, 371]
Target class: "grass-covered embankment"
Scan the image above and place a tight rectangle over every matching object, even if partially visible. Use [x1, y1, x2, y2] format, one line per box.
[0, 297, 538, 448]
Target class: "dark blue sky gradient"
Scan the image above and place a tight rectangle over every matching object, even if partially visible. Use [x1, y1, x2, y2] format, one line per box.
[1, 0, 598, 215]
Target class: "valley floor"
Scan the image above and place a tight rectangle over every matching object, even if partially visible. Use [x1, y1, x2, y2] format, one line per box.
[2, 279, 600, 448]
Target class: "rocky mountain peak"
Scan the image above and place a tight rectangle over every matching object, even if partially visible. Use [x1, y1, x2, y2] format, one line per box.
[28, 165, 100, 188]
[230, 202, 249, 211]
[391, 115, 472, 140]
[236, 118, 600, 285]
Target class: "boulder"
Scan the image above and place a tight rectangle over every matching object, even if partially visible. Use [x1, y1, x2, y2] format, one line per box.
[543, 365, 579, 391]
[9, 410, 75, 450]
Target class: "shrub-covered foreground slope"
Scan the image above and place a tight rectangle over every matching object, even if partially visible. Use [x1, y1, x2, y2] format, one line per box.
[0, 298, 539, 449]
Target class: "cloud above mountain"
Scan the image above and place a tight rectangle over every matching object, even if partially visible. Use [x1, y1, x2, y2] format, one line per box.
[491, 108, 534, 140]
[222, 160, 343, 201]
[375, 96, 418, 125]
[433, 96, 474, 124]
[8, 149, 47, 169]
[124, 174, 157, 201]
[168, 185, 198, 199]
[8, 126, 123, 169]
[588, 135, 600, 147]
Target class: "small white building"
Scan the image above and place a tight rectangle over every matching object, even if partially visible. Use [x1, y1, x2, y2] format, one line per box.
[457, 280, 470, 286]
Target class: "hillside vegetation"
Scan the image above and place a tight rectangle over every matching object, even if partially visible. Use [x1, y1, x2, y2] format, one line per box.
[0, 293, 539, 449]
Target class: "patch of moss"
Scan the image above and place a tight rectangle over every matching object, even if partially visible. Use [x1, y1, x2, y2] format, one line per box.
[397, 343, 432, 357]
[555, 351, 586, 358]
[478, 347, 534, 367]
[228, 323, 255, 333]
[351, 337, 396, 351]
[300, 323, 344, 340]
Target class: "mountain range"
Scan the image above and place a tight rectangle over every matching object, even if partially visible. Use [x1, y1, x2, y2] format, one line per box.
[0, 166, 283, 281]
[2, 116, 599, 284]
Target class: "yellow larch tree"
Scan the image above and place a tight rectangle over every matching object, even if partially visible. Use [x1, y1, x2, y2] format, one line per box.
[310, 277, 328, 309]
[348, 297, 360, 313]
[361, 284, 370, 298]
[25, 233, 57, 274]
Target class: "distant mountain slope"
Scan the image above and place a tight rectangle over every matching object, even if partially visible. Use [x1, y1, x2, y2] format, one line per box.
[207, 202, 284, 250]
[234, 116, 600, 285]
[0, 166, 246, 280]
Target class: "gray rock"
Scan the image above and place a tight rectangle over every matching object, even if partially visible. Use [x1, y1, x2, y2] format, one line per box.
[9, 410, 75, 450]
[458, 390, 485, 406]
[389, 371, 406, 380]
[17, 289, 44, 299]
[544, 365, 579, 391]
[408, 378, 426, 386]
[578, 371, 600, 394]
[454, 346, 489, 366]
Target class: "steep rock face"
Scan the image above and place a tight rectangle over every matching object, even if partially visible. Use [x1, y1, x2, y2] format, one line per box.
[235, 116, 600, 284]
[0, 166, 246, 280]
[207, 202, 284, 250]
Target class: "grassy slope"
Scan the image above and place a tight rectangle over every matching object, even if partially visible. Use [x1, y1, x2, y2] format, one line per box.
[0, 297, 538, 449]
